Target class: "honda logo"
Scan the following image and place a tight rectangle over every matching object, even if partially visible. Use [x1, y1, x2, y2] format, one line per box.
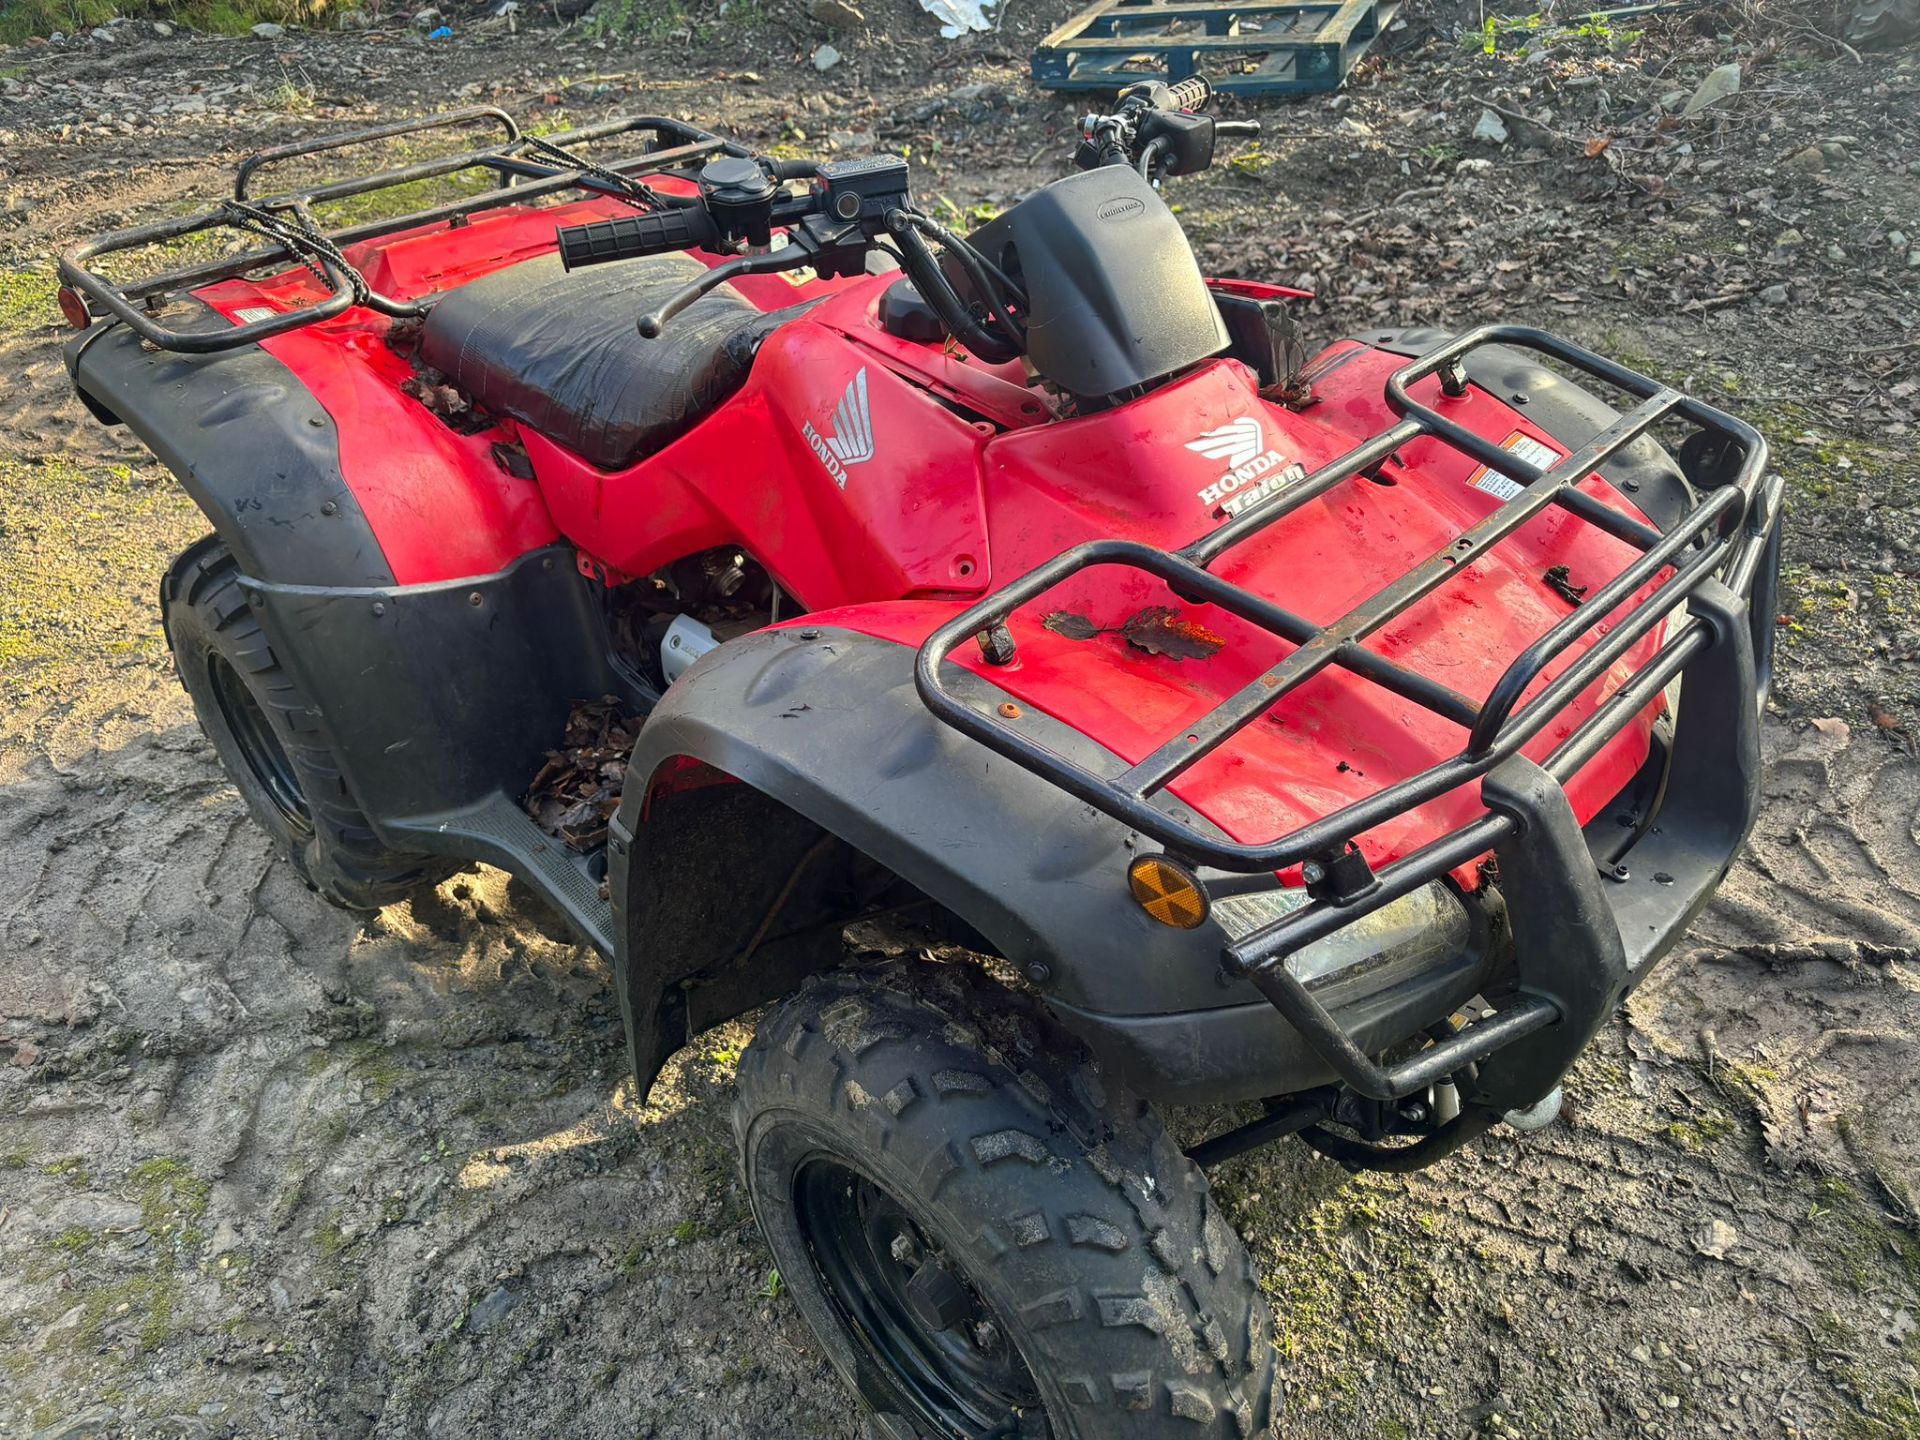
[803, 368, 876, 488]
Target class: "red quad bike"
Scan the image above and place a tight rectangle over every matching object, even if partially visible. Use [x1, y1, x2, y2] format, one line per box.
[60, 80, 1782, 1439]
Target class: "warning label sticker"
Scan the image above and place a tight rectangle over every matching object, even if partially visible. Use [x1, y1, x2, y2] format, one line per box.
[1466, 431, 1562, 501]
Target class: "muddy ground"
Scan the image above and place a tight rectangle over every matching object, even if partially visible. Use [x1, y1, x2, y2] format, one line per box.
[1, 3, 1918, 1437]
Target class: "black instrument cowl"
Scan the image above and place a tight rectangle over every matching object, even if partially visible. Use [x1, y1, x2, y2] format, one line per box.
[958, 167, 1227, 402]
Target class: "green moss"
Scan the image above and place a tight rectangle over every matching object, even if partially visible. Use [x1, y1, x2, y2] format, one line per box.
[41, 1155, 91, 1186]
[315, 1213, 348, 1257]
[62, 1269, 182, 1353]
[51, 1226, 97, 1255]
[340, 1040, 406, 1103]
[1235, 1169, 1437, 1397]
[125, 1157, 211, 1238]
[1657, 1110, 1735, 1152]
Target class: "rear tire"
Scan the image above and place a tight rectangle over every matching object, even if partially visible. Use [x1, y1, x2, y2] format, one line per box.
[734, 960, 1278, 1439]
[162, 536, 450, 910]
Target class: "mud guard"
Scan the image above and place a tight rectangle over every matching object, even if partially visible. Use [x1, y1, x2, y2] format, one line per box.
[606, 625, 1492, 1107]
[64, 301, 394, 586]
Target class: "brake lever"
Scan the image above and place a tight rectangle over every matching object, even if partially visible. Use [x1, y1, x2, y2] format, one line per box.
[636, 243, 812, 339]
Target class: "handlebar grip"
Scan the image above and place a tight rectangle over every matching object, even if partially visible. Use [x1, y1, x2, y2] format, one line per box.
[1164, 75, 1212, 112]
[556, 208, 720, 270]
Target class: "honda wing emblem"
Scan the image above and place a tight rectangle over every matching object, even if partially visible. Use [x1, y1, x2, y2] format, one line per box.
[803, 368, 876, 488]
[1185, 416, 1265, 470]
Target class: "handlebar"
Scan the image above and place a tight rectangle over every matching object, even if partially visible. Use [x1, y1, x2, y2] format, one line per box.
[1161, 75, 1214, 112]
[546, 76, 1255, 342]
[558, 207, 722, 270]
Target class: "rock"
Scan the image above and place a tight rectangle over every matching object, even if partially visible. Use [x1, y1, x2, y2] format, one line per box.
[413, 7, 444, 26]
[1682, 62, 1741, 117]
[1909, 250, 1920, 269]
[153, 20, 173, 35]
[806, 0, 866, 24]
[1660, 90, 1688, 112]
[32, 1407, 120, 1440]
[467, 1286, 517, 1334]
[339, 10, 372, 27]
[1785, 145, 1826, 173]
[1760, 283, 1790, 306]
[1693, 1219, 1739, 1258]
[1886, 230, 1908, 253]
[250, 21, 285, 38]
[1472, 108, 1509, 145]
[811, 43, 842, 71]
[1455, 157, 1494, 176]
[1775, 228, 1805, 248]
[1827, 243, 1846, 261]
[735, 71, 763, 84]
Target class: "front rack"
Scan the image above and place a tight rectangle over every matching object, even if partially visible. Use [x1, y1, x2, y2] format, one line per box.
[915, 327, 1781, 1100]
[58, 108, 743, 354]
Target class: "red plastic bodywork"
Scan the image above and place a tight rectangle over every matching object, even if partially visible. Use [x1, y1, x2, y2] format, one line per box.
[190, 200, 1667, 882]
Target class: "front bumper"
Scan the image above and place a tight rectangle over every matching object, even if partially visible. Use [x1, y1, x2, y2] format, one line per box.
[1228, 555, 1778, 1114]
[915, 326, 1784, 1116]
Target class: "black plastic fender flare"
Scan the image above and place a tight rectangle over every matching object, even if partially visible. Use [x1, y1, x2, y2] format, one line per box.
[606, 624, 1499, 1108]
[606, 625, 1260, 1093]
[64, 302, 394, 587]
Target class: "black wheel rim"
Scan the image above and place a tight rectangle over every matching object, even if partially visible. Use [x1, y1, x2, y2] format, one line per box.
[793, 1157, 1043, 1437]
[207, 653, 311, 829]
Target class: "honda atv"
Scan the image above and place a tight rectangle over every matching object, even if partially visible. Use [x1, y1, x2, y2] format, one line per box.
[58, 80, 1782, 1439]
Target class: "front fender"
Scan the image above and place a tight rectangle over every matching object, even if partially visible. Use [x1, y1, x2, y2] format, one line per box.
[607, 625, 1491, 1106]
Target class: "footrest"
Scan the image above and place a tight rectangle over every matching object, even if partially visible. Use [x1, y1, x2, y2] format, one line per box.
[391, 793, 614, 956]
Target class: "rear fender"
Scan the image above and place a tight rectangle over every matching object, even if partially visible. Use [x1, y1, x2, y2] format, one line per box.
[64, 301, 395, 587]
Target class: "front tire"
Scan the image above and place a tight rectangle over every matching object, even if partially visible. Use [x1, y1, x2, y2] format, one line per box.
[734, 961, 1278, 1440]
[162, 535, 449, 910]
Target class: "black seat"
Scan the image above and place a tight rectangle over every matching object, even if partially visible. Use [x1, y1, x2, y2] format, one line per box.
[418, 253, 773, 470]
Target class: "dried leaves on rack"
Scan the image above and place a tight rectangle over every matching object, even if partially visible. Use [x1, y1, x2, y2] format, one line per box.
[525, 696, 641, 852]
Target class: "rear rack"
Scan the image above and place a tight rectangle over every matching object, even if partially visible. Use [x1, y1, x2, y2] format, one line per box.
[58, 108, 742, 355]
[916, 327, 1780, 1101]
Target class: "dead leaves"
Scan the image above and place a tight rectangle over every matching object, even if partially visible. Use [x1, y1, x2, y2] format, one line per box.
[524, 696, 641, 852]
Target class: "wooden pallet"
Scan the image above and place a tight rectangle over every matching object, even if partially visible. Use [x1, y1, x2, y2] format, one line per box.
[1032, 0, 1400, 97]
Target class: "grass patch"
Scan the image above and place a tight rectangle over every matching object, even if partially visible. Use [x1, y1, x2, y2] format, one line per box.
[0, 454, 202, 704]
[0, 1, 361, 44]
[0, 266, 61, 338]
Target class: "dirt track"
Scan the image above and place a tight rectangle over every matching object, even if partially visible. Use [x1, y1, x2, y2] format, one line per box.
[1, 6, 1917, 1438]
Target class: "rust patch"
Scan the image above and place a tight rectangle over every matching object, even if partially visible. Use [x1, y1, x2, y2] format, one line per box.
[1042, 610, 1101, 640]
[1121, 607, 1227, 661]
[1544, 564, 1589, 606]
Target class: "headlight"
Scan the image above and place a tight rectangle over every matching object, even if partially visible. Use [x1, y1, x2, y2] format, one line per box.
[1211, 880, 1471, 995]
